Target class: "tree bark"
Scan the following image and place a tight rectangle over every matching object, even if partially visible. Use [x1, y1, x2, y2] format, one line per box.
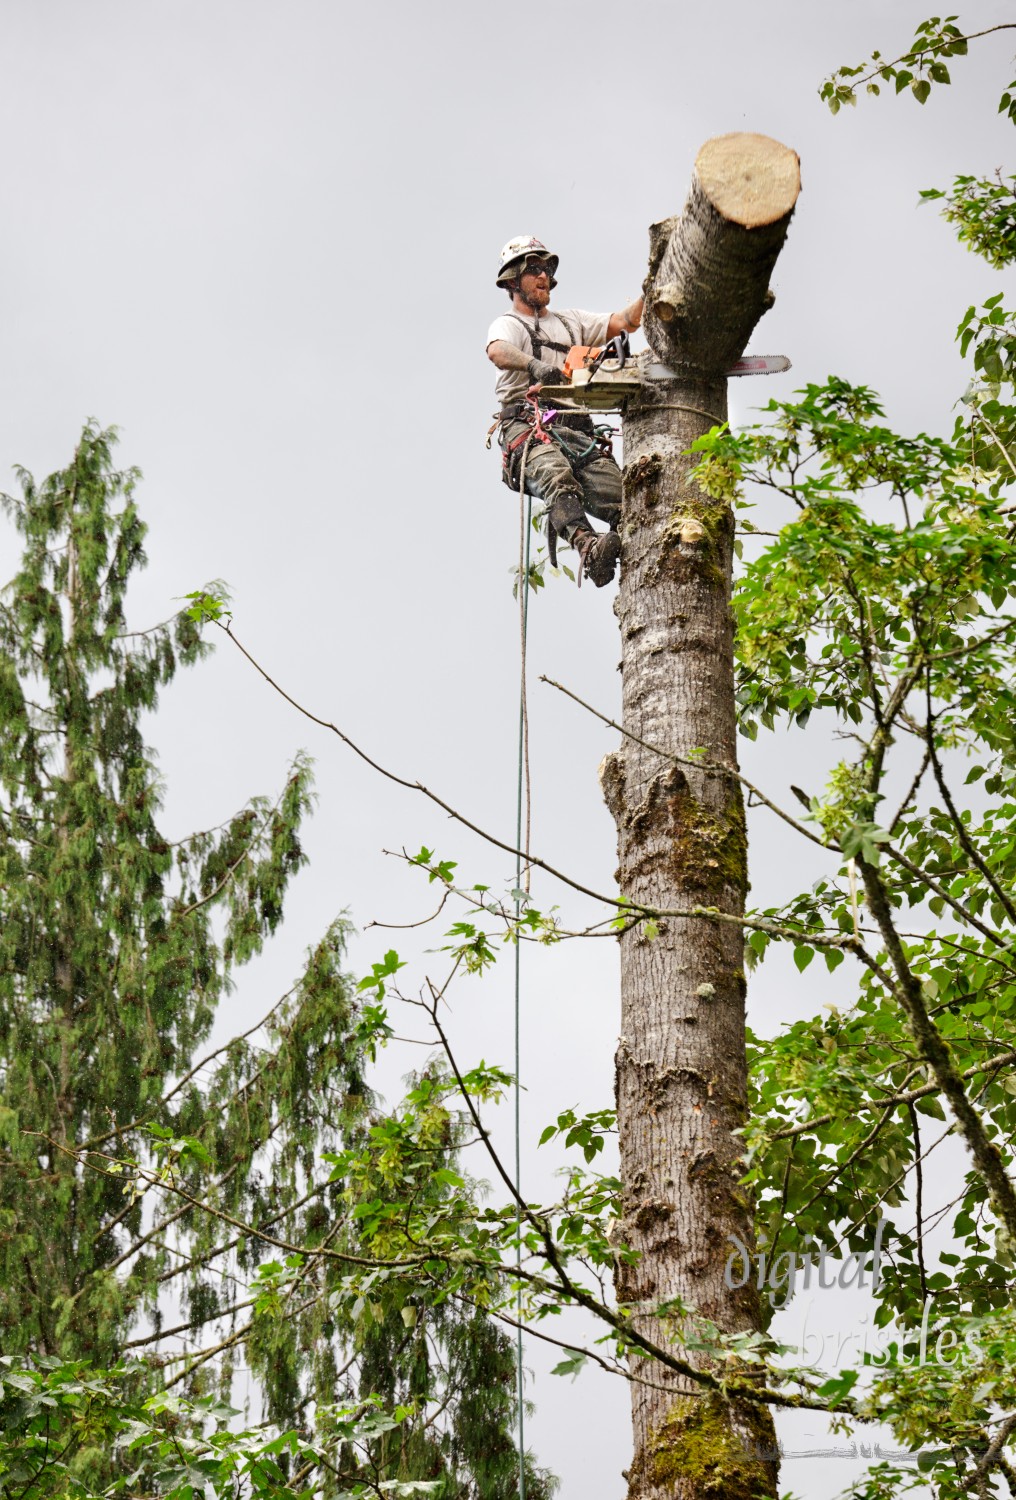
[604, 134, 800, 1500]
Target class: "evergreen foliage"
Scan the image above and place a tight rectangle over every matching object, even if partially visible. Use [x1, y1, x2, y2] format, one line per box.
[0, 425, 552, 1499]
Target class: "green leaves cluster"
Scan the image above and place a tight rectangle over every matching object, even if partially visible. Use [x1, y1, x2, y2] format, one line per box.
[820, 15, 975, 113]
[0, 1358, 444, 1500]
[922, 173, 1016, 269]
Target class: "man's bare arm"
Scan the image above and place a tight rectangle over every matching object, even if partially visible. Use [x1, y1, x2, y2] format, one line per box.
[487, 340, 532, 372]
[486, 340, 562, 386]
[606, 296, 644, 340]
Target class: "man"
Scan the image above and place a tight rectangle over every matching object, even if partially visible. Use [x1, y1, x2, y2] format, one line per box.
[486, 236, 644, 588]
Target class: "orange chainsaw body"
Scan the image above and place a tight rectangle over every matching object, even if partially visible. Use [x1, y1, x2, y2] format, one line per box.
[562, 345, 602, 381]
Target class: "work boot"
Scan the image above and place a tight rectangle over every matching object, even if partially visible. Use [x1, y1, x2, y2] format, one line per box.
[573, 526, 621, 588]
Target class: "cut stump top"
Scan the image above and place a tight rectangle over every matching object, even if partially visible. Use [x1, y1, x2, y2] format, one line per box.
[695, 132, 801, 229]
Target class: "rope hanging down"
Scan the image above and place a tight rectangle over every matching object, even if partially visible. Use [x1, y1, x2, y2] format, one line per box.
[513, 436, 535, 1500]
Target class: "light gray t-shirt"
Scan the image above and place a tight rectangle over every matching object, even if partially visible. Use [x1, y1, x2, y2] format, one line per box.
[486, 307, 611, 406]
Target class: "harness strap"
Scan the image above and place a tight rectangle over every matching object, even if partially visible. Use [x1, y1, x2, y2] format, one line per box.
[504, 425, 544, 458]
[502, 311, 579, 362]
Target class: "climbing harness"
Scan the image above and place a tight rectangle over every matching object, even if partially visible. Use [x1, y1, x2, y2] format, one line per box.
[492, 394, 615, 483]
[490, 391, 616, 572]
[502, 309, 579, 362]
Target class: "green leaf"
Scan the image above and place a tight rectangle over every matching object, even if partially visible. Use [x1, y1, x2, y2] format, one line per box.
[915, 1095, 946, 1120]
[793, 945, 815, 973]
[816, 1368, 859, 1402]
[917, 1448, 949, 1474]
[840, 820, 891, 865]
[550, 1348, 588, 1381]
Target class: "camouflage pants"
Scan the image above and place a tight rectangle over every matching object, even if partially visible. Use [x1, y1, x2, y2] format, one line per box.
[499, 417, 621, 544]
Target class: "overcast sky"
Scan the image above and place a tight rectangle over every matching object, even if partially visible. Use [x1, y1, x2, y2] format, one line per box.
[3, 3, 1014, 1495]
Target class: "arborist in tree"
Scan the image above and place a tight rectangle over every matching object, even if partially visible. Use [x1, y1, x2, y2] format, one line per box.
[486, 236, 644, 588]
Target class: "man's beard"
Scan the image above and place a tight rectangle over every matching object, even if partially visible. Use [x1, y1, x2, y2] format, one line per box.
[519, 285, 550, 313]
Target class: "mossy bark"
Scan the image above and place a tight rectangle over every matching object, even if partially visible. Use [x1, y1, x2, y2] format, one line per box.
[636, 1395, 778, 1499]
[607, 135, 799, 1500]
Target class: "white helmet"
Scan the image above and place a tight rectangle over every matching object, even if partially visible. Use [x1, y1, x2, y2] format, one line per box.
[496, 235, 559, 289]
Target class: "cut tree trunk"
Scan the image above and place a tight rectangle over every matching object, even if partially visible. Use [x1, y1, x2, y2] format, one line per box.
[602, 134, 800, 1500]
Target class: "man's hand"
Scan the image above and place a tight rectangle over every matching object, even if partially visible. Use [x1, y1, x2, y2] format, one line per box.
[527, 358, 565, 386]
[486, 343, 566, 383]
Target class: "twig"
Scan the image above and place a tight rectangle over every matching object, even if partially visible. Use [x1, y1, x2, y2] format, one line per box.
[773, 1047, 1016, 1140]
[925, 672, 1016, 928]
[887, 748, 931, 835]
[220, 623, 644, 914]
[123, 1296, 257, 1349]
[907, 1100, 929, 1306]
[884, 839, 1011, 952]
[31, 1133, 433, 1271]
[366, 878, 451, 931]
[958, 1413, 1016, 1495]
[849, 25, 1016, 90]
[860, 859, 1016, 1243]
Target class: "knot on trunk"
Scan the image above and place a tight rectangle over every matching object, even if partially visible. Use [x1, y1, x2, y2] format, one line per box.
[675, 516, 706, 545]
[650, 282, 686, 325]
[624, 765, 747, 901]
[599, 748, 626, 823]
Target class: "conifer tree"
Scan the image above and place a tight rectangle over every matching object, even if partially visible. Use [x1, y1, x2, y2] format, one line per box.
[0, 420, 271, 1361]
[0, 423, 553, 1500]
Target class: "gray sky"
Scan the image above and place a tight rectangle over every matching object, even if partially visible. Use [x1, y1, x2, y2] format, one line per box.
[2, 3, 1014, 1494]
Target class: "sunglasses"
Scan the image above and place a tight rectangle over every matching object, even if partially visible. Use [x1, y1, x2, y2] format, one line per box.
[520, 259, 553, 278]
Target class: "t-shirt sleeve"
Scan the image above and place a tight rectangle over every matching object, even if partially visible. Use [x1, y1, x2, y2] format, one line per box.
[572, 309, 612, 346]
[487, 315, 527, 351]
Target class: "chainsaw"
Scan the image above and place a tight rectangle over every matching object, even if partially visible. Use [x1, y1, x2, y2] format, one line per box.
[553, 342, 791, 411]
[558, 343, 786, 384]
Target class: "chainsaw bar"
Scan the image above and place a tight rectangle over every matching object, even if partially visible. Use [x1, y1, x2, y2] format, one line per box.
[727, 355, 791, 377]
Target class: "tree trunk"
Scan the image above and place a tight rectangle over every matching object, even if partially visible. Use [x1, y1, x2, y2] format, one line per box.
[603, 134, 800, 1500]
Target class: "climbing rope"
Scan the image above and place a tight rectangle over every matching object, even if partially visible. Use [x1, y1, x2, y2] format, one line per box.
[504, 397, 613, 1493]
[513, 435, 534, 1500]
